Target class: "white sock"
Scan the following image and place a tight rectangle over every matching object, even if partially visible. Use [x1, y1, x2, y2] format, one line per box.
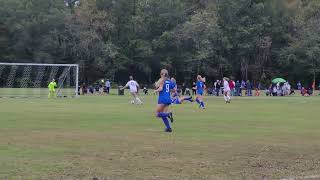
[227, 95, 231, 101]
[224, 95, 228, 102]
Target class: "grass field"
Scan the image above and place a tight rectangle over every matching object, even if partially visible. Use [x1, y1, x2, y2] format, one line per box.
[1, 91, 320, 180]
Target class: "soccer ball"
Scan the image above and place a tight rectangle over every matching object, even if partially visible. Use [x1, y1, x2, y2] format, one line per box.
[130, 100, 135, 104]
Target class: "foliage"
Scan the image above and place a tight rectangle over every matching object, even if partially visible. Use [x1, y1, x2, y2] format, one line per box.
[0, 0, 319, 86]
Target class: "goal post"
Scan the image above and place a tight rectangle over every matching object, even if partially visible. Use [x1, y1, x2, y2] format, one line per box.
[0, 62, 79, 98]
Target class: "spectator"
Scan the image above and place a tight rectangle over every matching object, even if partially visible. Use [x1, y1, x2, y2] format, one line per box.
[88, 85, 94, 94]
[105, 79, 111, 94]
[307, 87, 313, 96]
[246, 80, 252, 96]
[297, 81, 302, 90]
[282, 83, 287, 96]
[215, 80, 221, 96]
[235, 80, 241, 96]
[143, 87, 149, 95]
[192, 82, 197, 95]
[254, 88, 260, 96]
[301, 87, 307, 96]
[277, 84, 282, 96]
[182, 83, 186, 95]
[266, 88, 270, 96]
[272, 85, 277, 96]
[241, 80, 246, 96]
[185, 88, 191, 96]
[289, 88, 295, 95]
[229, 79, 235, 96]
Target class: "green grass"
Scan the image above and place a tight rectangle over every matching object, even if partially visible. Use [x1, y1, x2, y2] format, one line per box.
[1, 92, 320, 179]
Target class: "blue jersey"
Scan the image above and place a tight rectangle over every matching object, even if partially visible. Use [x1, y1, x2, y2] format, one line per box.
[196, 81, 205, 95]
[158, 80, 175, 105]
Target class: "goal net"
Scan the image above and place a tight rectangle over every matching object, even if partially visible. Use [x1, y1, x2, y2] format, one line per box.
[0, 63, 79, 98]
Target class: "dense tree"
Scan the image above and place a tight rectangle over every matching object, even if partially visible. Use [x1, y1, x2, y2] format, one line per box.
[0, 0, 319, 87]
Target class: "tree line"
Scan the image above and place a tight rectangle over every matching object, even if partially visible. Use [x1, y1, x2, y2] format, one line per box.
[0, 0, 319, 87]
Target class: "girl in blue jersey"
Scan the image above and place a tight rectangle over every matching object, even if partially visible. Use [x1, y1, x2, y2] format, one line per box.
[170, 77, 193, 104]
[196, 75, 206, 109]
[154, 69, 175, 132]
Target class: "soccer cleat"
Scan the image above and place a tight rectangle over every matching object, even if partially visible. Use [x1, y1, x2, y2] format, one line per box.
[165, 128, 172, 133]
[168, 112, 174, 123]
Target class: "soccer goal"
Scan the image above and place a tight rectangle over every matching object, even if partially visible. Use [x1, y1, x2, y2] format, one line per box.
[0, 62, 79, 98]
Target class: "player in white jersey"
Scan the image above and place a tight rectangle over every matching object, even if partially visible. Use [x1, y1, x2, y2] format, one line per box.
[223, 77, 231, 103]
[121, 76, 143, 105]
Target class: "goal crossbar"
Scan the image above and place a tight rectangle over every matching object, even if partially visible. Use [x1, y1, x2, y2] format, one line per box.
[0, 62, 79, 67]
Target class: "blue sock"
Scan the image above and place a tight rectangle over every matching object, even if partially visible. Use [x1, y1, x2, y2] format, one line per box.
[157, 112, 169, 118]
[200, 101, 205, 108]
[196, 98, 201, 105]
[162, 117, 171, 129]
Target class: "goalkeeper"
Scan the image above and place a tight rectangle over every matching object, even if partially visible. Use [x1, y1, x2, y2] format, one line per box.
[48, 79, 57, 98]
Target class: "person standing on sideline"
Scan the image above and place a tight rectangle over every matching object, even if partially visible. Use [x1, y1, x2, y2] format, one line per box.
[192, 82, 197, 95]
[235, 80, 241, 96]
[105, 79, 111, 94]
[48, 79, 57, 98]
[223, 77, 231, 103]
[297, 81, 302, 90]
[182, 83, 186, 96]
[246, 80, 252, 96]
[215, 80, 221, 96]
[229, 79, 235, 96]
[121, 76, 143, 105]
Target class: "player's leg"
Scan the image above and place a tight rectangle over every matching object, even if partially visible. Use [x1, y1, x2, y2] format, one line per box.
[179, 96, 193, 103]
[155, 104, 172, 132]
[224, 91, 228, 103]
[199, 95, 205, 108]
[164, 105, 174, 123]
[227, 91, 231, 102]
[195, 94, 201, 106]
[132, 92, 143, 104]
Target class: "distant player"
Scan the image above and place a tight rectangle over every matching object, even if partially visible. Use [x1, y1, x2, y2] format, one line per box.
[155, 69, 175, 132]
[170, 77, 193, 104]
[195, 75, 206, 109]
[48, 79, 57, 98]
[121, 76, 143, 105]
[223, 77, 231, 103]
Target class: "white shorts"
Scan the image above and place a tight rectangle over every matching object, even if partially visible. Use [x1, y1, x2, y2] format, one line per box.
[224, 89, 230, 93]
[130, 90, 137, 93]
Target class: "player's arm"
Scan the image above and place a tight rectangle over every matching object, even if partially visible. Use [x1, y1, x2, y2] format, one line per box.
[154, 80, 164, 93]
[155, 78, 164, 89]
[120, 82, 129, 90]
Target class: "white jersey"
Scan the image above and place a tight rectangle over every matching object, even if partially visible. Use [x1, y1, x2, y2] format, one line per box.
[126, 80, 139, 93]
[223, 80, 230, 92]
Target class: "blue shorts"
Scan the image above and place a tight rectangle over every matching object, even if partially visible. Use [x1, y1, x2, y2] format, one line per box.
[197, 90, 203, 95]
[158, 98, 171, 105]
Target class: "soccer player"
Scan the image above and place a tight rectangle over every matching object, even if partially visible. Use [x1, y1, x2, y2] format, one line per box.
[195, 75, 206, 109]
[48, 79, 57, 98]
[155, 69, 175, 132]
[170, 77, 193, 104]
[121, 76, 143, 105]
[223, 77, 231, 103]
